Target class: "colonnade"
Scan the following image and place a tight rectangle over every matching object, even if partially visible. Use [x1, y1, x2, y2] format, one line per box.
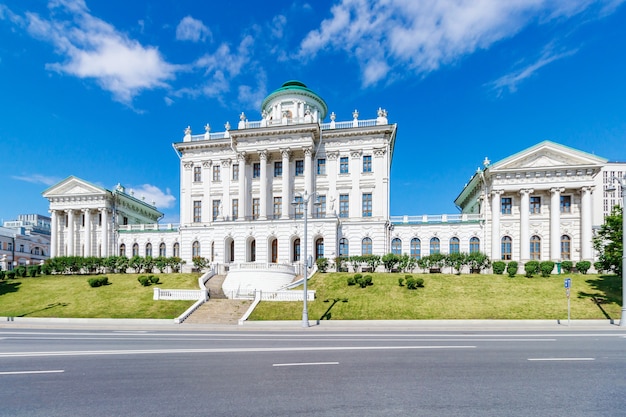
[49, 208, 111, 258]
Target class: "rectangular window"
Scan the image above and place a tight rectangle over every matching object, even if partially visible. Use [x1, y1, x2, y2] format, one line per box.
[273, 197, 282, 219]
[193, 166, 202, 182]
[314, 195, 326, 219]
[363, 155, 372, 173]
[212, 165, 221, 182]
[212, 200, 221, 221]
[253, 163, 260, 178]
[501, 197, 512, 215]
[193, 200, 202, 223]
[232, 199, 238, 220]
[560, 195, 572, 213]
[232, 164, 239, 181]
[339, 194, 349, 218]
[317, 158, 326, 175]
[294, 195, 303, 219]
[340, 157, 349, 174]
[274, 161, 282, 177]
[252, 198, 260, 220]
[295, 160, 304, 176]
[362, 193, 372, 217]
[530, 196, 541, 214]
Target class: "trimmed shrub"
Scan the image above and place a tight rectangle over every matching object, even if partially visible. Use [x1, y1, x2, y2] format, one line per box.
[353, 273, 363, 281]
[506, 261, 518, 278]
[406, 277, 425, 289]
[540, 261, 555, 277]
[398, 277, 405, 286]
[41, 264, 52, 276]
[88, 276, 108, 287]
[364, 275, 373, 286]
[524, 261, 539, 278]
[316, 257, 329, 272]
[594, 261, 604, 274]
[576, 260, 591, 275]
[492, 261, 506, 275]
[561, 260, 573, 273]
[16, 266, 27, 278]
[27, 266, 38, 278]
[137, 276, 151, 286]
[6, 271, 16, 279]
[415, 278, 424, 288]
[346, 276, 356, 286]
[149, 275, 159, 284]
[0, 270, 5, 280]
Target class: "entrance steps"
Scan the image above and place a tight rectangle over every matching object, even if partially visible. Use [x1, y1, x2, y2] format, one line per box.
[182, 299, 252, 325]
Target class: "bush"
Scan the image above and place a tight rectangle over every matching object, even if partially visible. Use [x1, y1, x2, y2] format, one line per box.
[41, 264, 52, 275]
[88, 276, 108, 287]
[594, 261, 604, 274]
[27, 266, 38, 278]
[576, 260, 591, 275]
[15, 266, 27, 278]
[398, 277, 405, 286]
[492, 261, 506, 275]
[539, 261, 555, 277]
[524, 261, 539, 278]
[561, 260, 573, 273]
[346, 277, 356, 286]
[316, 257, 329, 272]
[0, 270, 5, 280]
[506, 261, 518, 278]
[364, 275, 373, 286]
[137, 276, 151, 286]
[353, 273, 362, 281]
[149, 275, 159, 284]
[406, 277, 425, 289]
[6, 271, 16, 279]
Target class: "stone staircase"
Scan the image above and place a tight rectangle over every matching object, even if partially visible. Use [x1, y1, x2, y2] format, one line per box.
[182, 275, 252, 325]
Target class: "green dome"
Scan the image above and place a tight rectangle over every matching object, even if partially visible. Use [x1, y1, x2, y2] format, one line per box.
[261, 80, 328, 119]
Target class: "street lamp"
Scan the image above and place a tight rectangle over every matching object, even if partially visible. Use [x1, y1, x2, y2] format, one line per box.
[606, 174, 626, 327]
[291, 191, 320, 328]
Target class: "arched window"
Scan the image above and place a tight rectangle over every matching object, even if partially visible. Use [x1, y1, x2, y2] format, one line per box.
[430, 237, 440, 254]
[530, 235, 541, 260]
[211, 241, 215, 262]
[362, 237, 373, 255]
[145, 243, 152, 257]
[316, 238, 324, 259]
[410, 238, 421, 259]
[173, 242, 180, 257]
[501, 236, 512, 260]
[339, 238, 349, 257]
[391, 238, 402, 255]
[561, 235, 571, 260]
[449, 237, 460, 254]
[132, 243, 139, 256]
[192, 241, 200, 258]
[250, 240, 256, 262]
[119, 244, 126, 257]
[469, 237, 480, 253]
[271, 239, 278, 263]
[293, 238, 301, 262]
[229, 240, 235, 262]
[159, 242, 166, 257]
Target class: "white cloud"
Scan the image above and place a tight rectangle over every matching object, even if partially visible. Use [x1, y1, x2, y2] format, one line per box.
[20, 0, 179, 104]
[176, 16, 212, 42]
[12, 174, 60, 186]
[129, 184, 176, 209]
[299, 0, 623, 87]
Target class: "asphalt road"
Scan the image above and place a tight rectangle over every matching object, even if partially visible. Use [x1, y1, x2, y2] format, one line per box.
[0, 328, 625, 417]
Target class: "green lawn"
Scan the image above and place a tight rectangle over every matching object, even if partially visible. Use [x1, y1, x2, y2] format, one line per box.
[0, 273, 200, 319]
[249, 272, 623, 321]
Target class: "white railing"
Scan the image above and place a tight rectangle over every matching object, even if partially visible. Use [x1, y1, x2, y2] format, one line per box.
[228, 262, 295, 274]
[320, 119, 378, 129]
[154, 289, 204, 300]
[190, 132, 228, 141]
[163, 268, 215, 324]
[118, 223, 179, 232]
[390, 214, 482, 224]
[259, 290, 315, 301]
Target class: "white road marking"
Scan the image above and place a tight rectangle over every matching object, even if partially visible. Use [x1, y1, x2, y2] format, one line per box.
[273, 362, 339, 367]
[527, 358, 595, 361]
[0, 370, 64, 375]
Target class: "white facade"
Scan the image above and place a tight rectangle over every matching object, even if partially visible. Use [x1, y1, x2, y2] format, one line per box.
[43, 81, 625, 273]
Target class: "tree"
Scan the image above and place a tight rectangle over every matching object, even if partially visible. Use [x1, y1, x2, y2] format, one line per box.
[446, 252, 468, 274]
[593, 206, 623, 276]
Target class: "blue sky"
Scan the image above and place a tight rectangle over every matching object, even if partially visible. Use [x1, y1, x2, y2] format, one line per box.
[1, 0, 625, 224]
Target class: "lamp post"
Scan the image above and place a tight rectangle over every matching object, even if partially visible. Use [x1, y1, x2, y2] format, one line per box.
[607, 174, 626, 327]
[291, 191, 320, 328]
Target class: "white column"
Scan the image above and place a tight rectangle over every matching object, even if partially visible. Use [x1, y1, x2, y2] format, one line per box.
[327, 152, 338, 216]
[281, 149, 291, 219]
[101, 208, 109, 257]
[84, 209, 92, 257]
[349, 150, 361, 217]
[374, 148, 387, 218]
[50, 210, 57, 258]
[67, 209, 75, 256]
[304, 147, 313, 211]
[580, 186, 593, 260]
[519, 189, 532, 262]
[222, 159, 232, 220]
[259, 151, 268, 220]
[237, 152, 247, 220]
[491, 190, 502, 260]
[550, 187, 564, 261]
[181, 162, 193, 224]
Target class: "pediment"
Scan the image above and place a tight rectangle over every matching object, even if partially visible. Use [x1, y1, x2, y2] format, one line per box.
[491, 141, 607, 171]
[43, 176, 108, 198]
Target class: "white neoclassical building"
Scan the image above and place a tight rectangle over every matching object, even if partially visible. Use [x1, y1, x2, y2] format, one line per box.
[43, 81, 625, 286]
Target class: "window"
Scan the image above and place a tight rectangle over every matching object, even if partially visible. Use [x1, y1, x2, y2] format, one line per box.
[119, 244, 126, 257]
[469, 237, 480, 253]
[339, 194, 349, 218]
[362, 193, 372, 217]
[293, 238, 300, 261]
[273, 197, 282, 219]
[252, 198, 260, 220]
[530, 196, 541, 214]
[362, 237, 373, 255]
[193, 201, 202, 223]
[530, 235, 541, 260]
[340, 157, 349, 174]
[391, 238, 402, 255]
[274, 161, 282, 177]
[339, 238, 349, 257]
[212, 165, 220, 182]
[212, 200, 221, 221]
[501, 236, 512, 260]
[232, 199, 238, 220]
[430, 237, 440, 254]
[560, 195, 571, 213]
[193, 166, 202, 182]
[271, 240, 278, 263]
[561, 235, 571, 260]
[173, 242, 180, 257]
[145, 243, 152, 257]
[501, 197, 512, 214]
[132, 243, 139, 256]
[449, 237, 460, 254]
[159, 243, 166, 257]
[363, 155, 372, 173]
[294, 195, 303, 219]
[250, 240, 256, 262]
[192, 241, 200, 258]
[253, 163, 260, 178]
[232, 164, 239, 181]
[295, 160, 304, 176]
[410, 238, 421, 259]
[317, 158, 326, 175]
[316, 238, 324, 259]
[314, 195, 326, 219]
